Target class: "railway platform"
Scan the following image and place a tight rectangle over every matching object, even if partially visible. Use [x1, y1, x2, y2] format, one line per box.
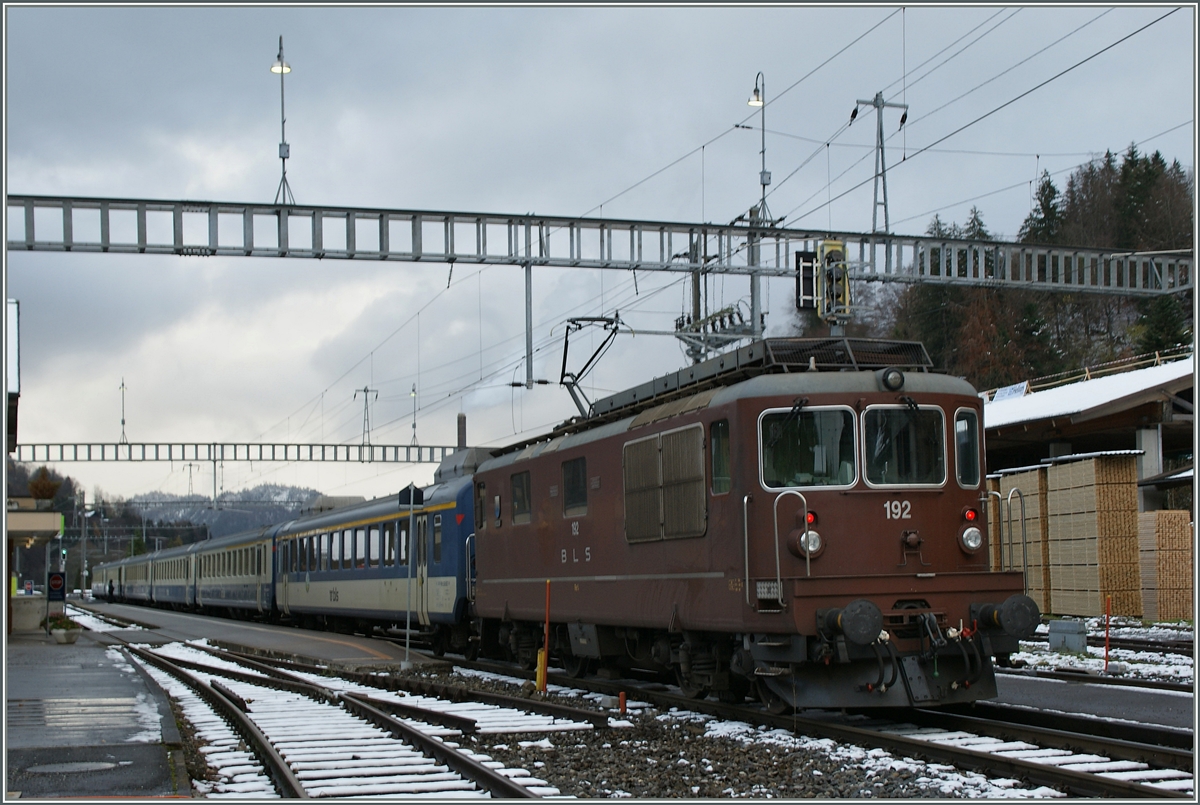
[5, 628, 191, 799]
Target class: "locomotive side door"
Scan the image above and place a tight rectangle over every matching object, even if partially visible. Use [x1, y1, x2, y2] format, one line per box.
[415, 515, 430, 626]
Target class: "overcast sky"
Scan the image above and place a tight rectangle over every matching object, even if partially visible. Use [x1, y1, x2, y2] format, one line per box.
[4, 5, 1196, 503]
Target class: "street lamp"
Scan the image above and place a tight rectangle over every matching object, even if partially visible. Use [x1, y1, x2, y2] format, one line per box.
[747, 72, 770, 222]
[272, 36, 295, 205]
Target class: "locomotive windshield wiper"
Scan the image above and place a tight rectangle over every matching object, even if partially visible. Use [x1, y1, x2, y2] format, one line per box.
[767, 397, 808, 447]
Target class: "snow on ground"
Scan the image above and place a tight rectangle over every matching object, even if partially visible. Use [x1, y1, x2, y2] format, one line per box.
[65, 605, 145, 632]
[684, 711, 1065, 799]
[1020, 618, 1193, 684]
[103, 646, 166, 742]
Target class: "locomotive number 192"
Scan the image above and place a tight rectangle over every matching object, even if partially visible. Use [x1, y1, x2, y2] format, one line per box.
[884, 500, 912, 519]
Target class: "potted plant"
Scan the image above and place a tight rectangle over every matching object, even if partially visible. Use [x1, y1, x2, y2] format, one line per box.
[42, 612, 84, 644]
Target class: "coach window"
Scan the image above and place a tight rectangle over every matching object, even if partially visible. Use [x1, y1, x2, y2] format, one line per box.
[563, 457, 588, 517]
[330, 531, 342, 570]
[955, 408, 981, 488]
[475, 482, 487, 531]
[398, 520, 409, 565]
[511, 471, 532, 525]
[369, 525, 381, 568]
[433, 515, 443, 563]
[711, 419, 731, 494]
[355, 528, 367, 569]
[307, 538, 317, 571]
[383, 522, 396, 566]
[297, 539, 305, 572]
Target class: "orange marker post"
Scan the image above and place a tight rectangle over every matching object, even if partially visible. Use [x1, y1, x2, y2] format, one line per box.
[537, 579, 551, 693]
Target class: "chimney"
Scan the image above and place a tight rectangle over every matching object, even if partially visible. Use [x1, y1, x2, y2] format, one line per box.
[457, 413, 467, 449]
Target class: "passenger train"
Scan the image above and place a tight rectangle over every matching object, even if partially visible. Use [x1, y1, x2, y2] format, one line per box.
[94, 337, 1039, 710]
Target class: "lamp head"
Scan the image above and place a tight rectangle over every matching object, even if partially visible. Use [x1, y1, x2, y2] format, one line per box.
[271, 59, 291, 74]
[747, 87, 763, 107]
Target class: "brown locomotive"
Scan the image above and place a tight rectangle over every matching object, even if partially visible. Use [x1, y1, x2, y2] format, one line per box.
[470, 338, 1039, 709]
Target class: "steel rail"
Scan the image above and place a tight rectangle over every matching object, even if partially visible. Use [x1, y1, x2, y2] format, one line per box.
[209, 640, 611, 730]
[902, 706, 1193, 772]
[188, 643, 479, 734]
[955, 702, 1195, 751]
[1022, 633, 1194, 656]
[338, 692, 537, 799]
[132, 641, 538, 798]
[123, 644, 309, 798]
[211, 641, 612, 730]
[453, 656, 1189, 798]
[998, 666, 1193, 693]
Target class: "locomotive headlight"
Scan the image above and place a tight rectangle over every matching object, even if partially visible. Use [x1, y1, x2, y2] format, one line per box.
[876, 366, 905, 392]
[800, 529, 822, 554]
[959, 526, 983, 553]
[787, 527, 825, 558]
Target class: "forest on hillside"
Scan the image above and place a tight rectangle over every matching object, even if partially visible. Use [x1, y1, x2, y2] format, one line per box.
[795, 145, 1194, 393]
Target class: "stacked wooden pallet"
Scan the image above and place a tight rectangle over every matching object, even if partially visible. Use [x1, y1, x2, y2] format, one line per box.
[995, 469, 1051, 616]
[1045, 456, 1141, 617]
[1138, 510, 1194, 621]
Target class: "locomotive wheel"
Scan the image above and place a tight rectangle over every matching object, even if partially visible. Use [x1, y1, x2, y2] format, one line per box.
[755, 679, 793, 715]
[675, 670, 709, 700]
[463, 640, 480, 661]
[717, 677, 751, 704]
[562, 652, 591, 679]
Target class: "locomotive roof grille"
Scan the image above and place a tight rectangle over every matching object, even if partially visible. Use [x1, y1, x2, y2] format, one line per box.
[495, 338, 933, 456]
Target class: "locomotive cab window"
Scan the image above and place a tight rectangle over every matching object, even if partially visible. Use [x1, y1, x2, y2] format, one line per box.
[511, 471, 532, 525]
[711, 419, 731, 494]
[955, 408, 981, 488]
[760, 407, 856, 489]
[863, 405, 946, 486]
[563, 457, 588, 517]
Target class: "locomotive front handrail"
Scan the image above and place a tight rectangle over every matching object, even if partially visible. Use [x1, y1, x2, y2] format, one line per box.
[1004, 487, 1029, 595]
[772, 491, 809, 608]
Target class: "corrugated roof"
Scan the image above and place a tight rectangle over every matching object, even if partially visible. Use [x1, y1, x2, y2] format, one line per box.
[983, 356, 1193, 430]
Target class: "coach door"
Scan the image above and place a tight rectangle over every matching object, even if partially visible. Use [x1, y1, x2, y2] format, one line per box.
[280, 541, 291, 615]
[415, 515, 430, 626]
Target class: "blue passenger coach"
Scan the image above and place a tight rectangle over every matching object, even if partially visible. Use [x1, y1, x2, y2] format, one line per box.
[90, 446, 483, 650]
[273, 450, 480, 651]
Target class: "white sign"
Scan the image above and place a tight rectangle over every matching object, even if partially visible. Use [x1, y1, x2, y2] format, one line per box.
[991, 381, 1030, 402]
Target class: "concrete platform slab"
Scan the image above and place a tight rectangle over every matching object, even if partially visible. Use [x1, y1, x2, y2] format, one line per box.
[4, 630, 190, 798]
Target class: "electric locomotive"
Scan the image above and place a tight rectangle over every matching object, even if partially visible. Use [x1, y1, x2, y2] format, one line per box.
[469, 337, 1039, 709]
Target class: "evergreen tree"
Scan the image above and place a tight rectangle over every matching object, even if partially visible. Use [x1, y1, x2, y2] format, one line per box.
[1131, 294, 1191, 354]
[1018, 171, 1062, 244]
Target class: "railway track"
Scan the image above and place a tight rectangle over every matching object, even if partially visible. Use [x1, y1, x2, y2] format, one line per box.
[997, 665, 1193, 693]
[446, 655, 1193, 798]
[114, 638, 609, 797]
[80, 603, 1192, 796]
[1023, 633, 1194, 656]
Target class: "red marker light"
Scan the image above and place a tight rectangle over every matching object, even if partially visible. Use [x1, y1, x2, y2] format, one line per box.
[806, 511, 818, 525]
[964, 508, 978, 522]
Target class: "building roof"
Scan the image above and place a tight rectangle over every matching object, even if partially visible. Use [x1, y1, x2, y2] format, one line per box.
[984, 356, 1193, 430]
